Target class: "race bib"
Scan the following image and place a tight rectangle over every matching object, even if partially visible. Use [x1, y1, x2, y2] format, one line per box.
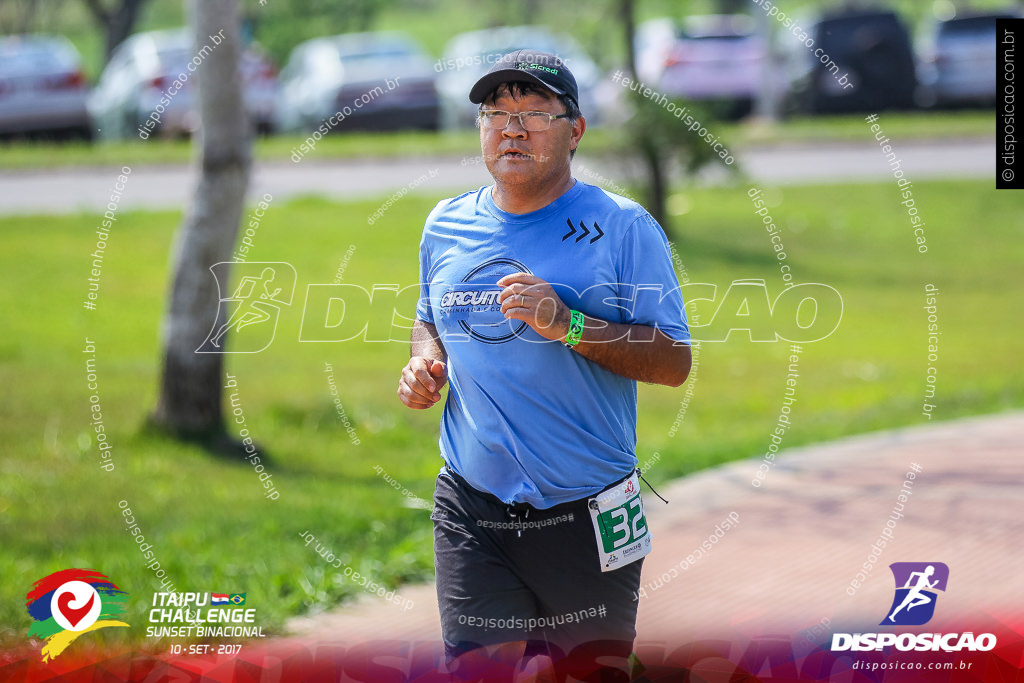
[588, 471, 652, 572]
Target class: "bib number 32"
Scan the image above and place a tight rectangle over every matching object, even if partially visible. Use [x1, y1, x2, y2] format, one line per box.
[588, 472, 652, 572]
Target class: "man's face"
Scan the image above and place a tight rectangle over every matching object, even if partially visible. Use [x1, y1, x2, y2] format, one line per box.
[479, 88, 583, 189]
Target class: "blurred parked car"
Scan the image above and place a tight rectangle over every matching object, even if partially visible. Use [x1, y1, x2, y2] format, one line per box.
[0, 34, 90, 139]
[88, 28, 277, 140]
[917, 11, 1020, 108]
[437, 26, 604, 129]
[634, 18, 679, 86]
[788, 9, 916, 114]
[655, 15, 784, 119]
[274, 32, 439, 133]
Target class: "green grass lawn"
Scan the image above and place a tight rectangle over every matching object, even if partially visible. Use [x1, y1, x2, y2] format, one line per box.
[1, 178, 1021, 650]
[0, 110, 994, 170]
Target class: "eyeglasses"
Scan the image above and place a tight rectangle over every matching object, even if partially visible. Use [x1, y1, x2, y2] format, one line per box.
[478, 109, 571, 132]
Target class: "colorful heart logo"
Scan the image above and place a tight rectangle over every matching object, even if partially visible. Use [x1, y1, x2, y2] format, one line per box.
[27, 569, 130, 662]
[49, 581, 101, 632]
[56, 591, 95, 629]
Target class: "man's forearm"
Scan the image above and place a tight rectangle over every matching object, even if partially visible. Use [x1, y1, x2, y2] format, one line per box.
[570, 313, 691, 387]
[411, 319, 447, 363]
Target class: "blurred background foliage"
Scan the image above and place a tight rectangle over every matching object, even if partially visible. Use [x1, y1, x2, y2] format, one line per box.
[0, 0, 1015, 78]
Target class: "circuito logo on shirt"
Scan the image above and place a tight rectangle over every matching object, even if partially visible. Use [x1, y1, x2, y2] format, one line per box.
[440, 258, 531, 344]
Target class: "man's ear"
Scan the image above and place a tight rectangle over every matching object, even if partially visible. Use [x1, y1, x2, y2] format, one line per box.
[571, 115, 587, 152]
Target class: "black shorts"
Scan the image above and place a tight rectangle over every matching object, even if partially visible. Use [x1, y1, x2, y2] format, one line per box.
[431, 466, 644, 672]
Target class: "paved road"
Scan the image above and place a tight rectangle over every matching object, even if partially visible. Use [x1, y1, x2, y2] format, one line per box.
[0, 138, 994, 215]
[282, 411, 1023, 665]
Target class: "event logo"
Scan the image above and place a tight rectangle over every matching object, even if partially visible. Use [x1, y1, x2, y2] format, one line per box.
[26, 569, 129, 662]
[831, 561, 994, 653]
[198, 262, 296, 353]
[882, 562, 949, 626]
[148, 590, 264, 639]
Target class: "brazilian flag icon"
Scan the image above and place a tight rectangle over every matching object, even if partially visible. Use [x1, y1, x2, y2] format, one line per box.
[229, 593, 246, 605]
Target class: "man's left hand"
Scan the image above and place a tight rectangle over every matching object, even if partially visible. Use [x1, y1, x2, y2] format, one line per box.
[497, 272, 569, 342]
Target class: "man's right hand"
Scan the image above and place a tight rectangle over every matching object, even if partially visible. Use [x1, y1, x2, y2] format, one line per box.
[398, 356, 448, 410]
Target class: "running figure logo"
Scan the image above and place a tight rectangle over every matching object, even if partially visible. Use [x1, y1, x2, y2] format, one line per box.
[882, 562, 949, 626]
[198, 262, 296, 353]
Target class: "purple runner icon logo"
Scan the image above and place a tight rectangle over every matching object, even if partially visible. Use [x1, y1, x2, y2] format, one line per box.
[198, 262, 296, 353]
[882, 562, 949, 626]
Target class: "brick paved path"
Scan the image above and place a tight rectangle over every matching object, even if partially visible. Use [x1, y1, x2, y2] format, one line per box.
[284, 412, 1024, 652]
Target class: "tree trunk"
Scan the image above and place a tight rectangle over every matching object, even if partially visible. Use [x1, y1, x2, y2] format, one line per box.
[82, 0, 148, 62]
[103, 0, 146, 62]
[152, 0, 251, 444]
[753, 0, 781, 122]
[618, 0, 671, 234]
[620, 0, 636, 75]
[640, 138, 667, 228]
[0, 0, 39, 34]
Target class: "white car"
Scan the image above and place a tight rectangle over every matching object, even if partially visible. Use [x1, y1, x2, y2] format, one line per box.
[634, 18, 681, 87]
[89, 28, 276, 140]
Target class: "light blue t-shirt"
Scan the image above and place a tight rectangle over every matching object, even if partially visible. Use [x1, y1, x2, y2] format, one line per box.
[416, 180, 689, 508]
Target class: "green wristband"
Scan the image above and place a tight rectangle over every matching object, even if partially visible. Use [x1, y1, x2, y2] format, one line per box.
[564, 309, 584, 348]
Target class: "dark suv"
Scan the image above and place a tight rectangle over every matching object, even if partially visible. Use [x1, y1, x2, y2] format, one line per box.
[797, 9, 917, 114]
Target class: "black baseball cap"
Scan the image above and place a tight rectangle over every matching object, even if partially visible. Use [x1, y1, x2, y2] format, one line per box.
[469, 49, 579, 107]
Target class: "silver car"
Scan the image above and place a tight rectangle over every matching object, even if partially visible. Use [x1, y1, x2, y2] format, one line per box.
[274, 31, 440, 133]
[917, 11, 1020, 107]
[656, 15, 785, 119]
[89, 28, 277, 140]
[0, 34, 90, 138]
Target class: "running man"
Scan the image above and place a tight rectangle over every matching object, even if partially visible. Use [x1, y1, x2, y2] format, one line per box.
[398, 49, 692, 679]
[209, 267, 283, 348]
[888, 565, 939, 622]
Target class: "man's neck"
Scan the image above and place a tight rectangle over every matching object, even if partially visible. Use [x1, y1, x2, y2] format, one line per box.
[491, 173, 576, 215]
